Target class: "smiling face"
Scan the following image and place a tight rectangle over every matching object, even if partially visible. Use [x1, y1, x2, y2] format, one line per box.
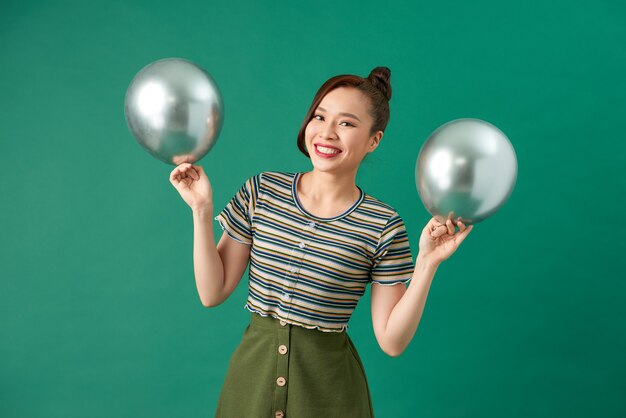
[304, 87, 383, 175]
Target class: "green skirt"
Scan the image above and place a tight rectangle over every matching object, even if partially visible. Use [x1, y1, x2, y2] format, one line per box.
[215, 312, 375, 418]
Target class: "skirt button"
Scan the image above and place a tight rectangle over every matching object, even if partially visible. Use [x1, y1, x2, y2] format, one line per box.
[276, 376, 286, 386]
[279, 320, 287, 326]
[278, 344, 288, 355]
[275, 411, 285, 418]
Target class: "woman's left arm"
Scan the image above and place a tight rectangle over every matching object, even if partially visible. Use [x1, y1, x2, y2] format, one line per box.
[371, 216, 473, 357]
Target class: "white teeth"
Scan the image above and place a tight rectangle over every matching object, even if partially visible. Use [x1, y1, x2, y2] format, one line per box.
[316, 145, 340, 155]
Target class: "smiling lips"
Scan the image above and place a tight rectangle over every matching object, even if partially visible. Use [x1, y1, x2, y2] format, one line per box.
[314, 144, 342, 158]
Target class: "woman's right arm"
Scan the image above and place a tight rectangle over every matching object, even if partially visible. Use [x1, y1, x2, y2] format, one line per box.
[192, 207, 251, 307]
[170, 163, 251, 307]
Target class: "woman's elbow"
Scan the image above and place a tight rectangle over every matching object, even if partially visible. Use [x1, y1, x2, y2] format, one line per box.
[380, 343, 405, 358]
[384, 349, 403, 358]
[200, 295, 224, 308]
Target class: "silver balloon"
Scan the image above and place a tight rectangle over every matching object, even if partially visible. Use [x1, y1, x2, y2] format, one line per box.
[124, 58, 223, 165]
[416, 118, 517, 225]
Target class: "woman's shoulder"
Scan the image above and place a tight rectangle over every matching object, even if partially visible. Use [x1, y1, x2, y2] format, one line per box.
[247, 171, 295, 188]
[256, 171, 296, 181]
[359, 191, 399, 218]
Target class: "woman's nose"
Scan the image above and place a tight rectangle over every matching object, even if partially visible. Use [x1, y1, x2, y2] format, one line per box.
[318, 123, 337, 140]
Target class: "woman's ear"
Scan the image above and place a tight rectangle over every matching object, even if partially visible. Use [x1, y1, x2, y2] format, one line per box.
[369, 131, 383, 152]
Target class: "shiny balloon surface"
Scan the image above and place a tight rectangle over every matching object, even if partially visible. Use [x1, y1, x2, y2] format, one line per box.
[125, 58, 223, 165]
[416, 118, 517, 225]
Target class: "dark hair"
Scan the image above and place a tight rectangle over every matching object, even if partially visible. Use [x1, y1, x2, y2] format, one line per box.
[297, 67, 392, 158]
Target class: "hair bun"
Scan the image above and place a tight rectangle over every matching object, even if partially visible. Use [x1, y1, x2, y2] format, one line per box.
[368, 67, 392, 101]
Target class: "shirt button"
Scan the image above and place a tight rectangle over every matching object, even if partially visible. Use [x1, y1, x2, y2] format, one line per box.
[308, 221, 316, 228]
[276, 376, 286, 386]
[279, 320, 287, 326]
[290, 267, 297, 273]
[275, 410, 285, 418]
[298, 242, 306, 249]
[278, 344, 288, 355]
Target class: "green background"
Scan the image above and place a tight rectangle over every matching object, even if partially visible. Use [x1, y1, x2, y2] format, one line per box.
[1, 0, 624, 417]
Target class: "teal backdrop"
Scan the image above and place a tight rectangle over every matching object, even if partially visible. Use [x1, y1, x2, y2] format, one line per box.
[1, 1, 625, 417]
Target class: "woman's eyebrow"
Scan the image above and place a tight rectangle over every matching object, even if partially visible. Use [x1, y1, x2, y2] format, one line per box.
[317, 106, 361, 122]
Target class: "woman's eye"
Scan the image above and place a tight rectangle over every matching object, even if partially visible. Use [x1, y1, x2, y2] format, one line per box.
[312, 115, 353, 127]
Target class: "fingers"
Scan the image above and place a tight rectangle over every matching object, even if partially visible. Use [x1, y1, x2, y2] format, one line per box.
[428, 216, 448, 239]
[169, 163, 201, 184]
[446, 219, 454, 235]
[454, 224, 474, 246]
[188, 167, 199, 181]
[427, 216, 447, 231]
[170, 163, 190, 181]
[430, 224, 447, 239]
[428, 216, 473, 240]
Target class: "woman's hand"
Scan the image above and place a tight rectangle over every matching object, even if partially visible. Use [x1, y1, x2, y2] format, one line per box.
[418, 215, 474, 266]
[169, 163, 213, 212]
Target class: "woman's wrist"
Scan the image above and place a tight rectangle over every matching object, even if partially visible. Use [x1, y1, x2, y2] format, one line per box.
[416, 253, 439, 271]
[192, 204, 214, 218]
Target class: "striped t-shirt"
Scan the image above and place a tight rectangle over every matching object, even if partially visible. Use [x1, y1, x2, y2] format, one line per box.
[215, 171, 414, 333]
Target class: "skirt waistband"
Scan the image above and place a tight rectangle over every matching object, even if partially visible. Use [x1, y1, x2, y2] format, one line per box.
[249, 312, 347, 336]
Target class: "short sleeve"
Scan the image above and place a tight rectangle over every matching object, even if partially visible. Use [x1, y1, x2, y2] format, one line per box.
[214, 173, 261, 245]
[370, 212, 414, 286]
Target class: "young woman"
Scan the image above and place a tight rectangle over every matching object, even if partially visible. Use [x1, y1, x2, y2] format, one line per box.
[169, 67, 473, 417]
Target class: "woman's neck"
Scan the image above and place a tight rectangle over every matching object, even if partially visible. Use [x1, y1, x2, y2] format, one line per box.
[298, 169, 360, 206]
